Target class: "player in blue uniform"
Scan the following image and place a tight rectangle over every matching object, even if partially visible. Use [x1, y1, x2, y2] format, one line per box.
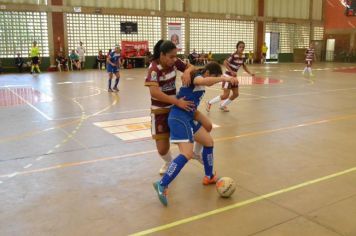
[106, 45, 122, 92]
[153, 62, 239, 206]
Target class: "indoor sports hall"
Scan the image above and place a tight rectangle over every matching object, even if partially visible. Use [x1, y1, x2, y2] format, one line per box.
[1, 0, 356, 235]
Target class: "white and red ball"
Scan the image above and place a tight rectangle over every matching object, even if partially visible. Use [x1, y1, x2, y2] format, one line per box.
[216, 177, 236, 198]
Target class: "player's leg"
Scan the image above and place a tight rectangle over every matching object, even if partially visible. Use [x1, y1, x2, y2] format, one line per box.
[113, 71, 120, 91]
[194, 126, 217, 185]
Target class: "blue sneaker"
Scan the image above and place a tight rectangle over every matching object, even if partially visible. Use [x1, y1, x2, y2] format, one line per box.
[153, 181, 168, 206]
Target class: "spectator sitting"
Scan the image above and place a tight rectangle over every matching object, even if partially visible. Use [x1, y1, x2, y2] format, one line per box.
[56, 52, 69, 71]
[69, 50, 81, 70]
[97, 50, 106, 69]
[199, 50, 208, 65]
[14, 53, 25, 73]
[188, 49, 199, 65]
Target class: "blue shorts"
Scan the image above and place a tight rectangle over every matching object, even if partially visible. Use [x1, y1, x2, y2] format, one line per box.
[168, 115, 201, 143]
[107, 65, 119, 74]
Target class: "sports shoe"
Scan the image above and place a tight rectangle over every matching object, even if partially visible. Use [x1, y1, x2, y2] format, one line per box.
[113, 87, 119, 92]
[206, 102, 212, 112]
[202, 174, 218, 185]
[192, 153, 204, 165]
[153, 181, 168, 206]
[108, 88, 113, 92]
[159, 161, 170, 175]
[219, 106, 229, 112]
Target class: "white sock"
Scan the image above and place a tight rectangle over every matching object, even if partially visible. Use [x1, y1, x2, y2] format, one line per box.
[159, 151, 172, 163]
[209, 96, 222, 105]
[303, 67, 308, 73]
[308, 67, 312, 74]
[221, 99, 232, 107]
[193, 142, 203, 156]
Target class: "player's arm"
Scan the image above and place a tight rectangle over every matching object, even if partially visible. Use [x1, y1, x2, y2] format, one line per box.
[193, 76, 238, 87]
[180, 60, 196, 86]
[223, 59, 236, 76]
[148, 86, 195, 111]
[242, 64, 254, 76]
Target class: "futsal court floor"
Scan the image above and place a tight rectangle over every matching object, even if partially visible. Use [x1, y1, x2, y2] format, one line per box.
[1, 62, 356, 236]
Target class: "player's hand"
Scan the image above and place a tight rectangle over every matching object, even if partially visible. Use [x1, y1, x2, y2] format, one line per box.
[229, 71, 237, 77]
[176, 97, 195, 112]
[181, 74, 191, 86]
[230, 77, 239, 86]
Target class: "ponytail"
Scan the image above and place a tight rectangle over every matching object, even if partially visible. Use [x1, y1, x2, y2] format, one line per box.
[152, 40, 177, 60]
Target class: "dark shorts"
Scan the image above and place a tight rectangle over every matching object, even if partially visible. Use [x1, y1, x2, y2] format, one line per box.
[305, 59, 313, 66]
[32, 56, 39, 65]
[262, 53, 266, 57]
[222, 73, 239, 89]
[150, 108, 170, 140]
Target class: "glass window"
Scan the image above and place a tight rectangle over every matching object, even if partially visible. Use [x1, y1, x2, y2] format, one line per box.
[189, 18, 255, 54]
[66, 13, 161, 56]
[0, 11, 49, 58]
[313, 26, 324, 41]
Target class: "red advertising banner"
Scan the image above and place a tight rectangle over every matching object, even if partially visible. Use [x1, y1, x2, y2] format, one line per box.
[121, 41, 149, 58]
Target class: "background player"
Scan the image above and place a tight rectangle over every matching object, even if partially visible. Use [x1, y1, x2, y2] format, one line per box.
[303, 42, 316, 76]
[106, 45, 122, 92]
[206, 41, 254, 112]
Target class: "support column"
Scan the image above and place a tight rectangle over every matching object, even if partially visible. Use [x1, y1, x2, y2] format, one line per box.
[184, 0, 190, 55]
[160, 0, 167, 40]
[256, 0, 265, 63]
[51, 0, 65, 65]
[310, 0, 314, 43]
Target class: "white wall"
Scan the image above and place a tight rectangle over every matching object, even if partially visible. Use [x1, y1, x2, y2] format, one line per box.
[265, 0, 310, 19]
[190, 0, 254, 16]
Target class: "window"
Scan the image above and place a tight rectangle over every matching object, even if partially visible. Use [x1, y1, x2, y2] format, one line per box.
[295, 24, 310, 49]
[189, 18, 255, 54]
[266, 22, 312, 52]
[313, 26, 324, 41]
[66, 13, 161, 56]
[0, 11, 49, 58]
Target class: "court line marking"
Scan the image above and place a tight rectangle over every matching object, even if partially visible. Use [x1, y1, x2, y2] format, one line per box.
[129, 166, 356, 236]
[6, 88, 52, 120]
[1, 113, 356, 178]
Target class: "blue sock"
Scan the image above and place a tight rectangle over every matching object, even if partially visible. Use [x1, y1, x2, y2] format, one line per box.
[108, 79, 112, 89]
[114, 77, 120, 87]
[202, 146, 214, 178]
[160, 154, 188, 187]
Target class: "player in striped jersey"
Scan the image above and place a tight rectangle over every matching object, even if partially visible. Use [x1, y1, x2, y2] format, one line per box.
[206, 41, 254, 112]
[303, 43, 316, 76]
[145, 40, 213, 175]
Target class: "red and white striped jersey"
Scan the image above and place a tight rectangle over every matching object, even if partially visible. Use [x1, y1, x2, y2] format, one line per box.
[305, 48, 315, 61]
[145, 59, 186, 110]
[225, 52, 246, 76]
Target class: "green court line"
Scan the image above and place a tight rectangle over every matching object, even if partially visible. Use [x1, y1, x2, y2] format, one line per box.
[130, 166, 356, 236]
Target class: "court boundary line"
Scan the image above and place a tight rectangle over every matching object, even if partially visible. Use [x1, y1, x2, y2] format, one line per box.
[129, 166, 356, 236]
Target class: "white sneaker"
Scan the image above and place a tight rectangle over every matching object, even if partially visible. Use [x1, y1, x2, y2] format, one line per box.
[159, 161, 170, 175]
[192, 153, 204, 165]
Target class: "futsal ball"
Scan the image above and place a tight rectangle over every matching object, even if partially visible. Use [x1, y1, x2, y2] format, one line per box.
[216, 177, 236, 198]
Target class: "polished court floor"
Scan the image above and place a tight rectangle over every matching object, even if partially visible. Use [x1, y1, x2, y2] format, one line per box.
[1, 63, 356, 236]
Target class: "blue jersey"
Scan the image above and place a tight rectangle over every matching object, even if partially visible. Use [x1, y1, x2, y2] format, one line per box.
[108, 51, 121, 66]
[170, 72, 205, 119]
